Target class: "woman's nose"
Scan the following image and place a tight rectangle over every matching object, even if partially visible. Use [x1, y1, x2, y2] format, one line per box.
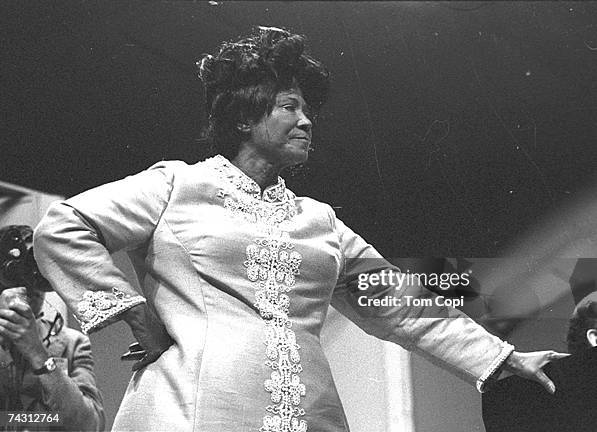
[297, 111, 312, 132]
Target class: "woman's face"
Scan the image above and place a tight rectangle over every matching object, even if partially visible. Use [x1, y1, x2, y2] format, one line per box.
[246, 88, 313, 169]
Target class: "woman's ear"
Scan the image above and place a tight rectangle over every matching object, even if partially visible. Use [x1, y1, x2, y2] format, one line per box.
[237, 122, 251, 133]
[586, 328, 597, 347]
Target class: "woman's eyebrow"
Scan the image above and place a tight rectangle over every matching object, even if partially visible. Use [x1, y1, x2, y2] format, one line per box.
[278, 95, 300, 104]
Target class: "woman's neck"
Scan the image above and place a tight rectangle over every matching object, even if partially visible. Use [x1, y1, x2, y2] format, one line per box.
[231, 150, 280, 191]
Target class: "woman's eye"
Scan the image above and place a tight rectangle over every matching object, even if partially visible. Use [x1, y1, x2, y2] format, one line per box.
[282, 104, 297, 111]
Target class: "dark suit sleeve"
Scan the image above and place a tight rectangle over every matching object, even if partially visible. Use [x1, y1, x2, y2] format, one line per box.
[38, 329, 105, 431]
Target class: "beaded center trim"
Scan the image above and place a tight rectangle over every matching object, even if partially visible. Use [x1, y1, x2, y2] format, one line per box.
[205, 156, 307, 432]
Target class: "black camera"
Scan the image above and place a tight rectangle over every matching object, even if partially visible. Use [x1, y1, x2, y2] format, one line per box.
[0, 225, 52, 293]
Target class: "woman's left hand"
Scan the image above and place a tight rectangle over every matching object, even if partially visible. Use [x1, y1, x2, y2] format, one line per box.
[121, 304, 173, 371]
[504, 350, 570, 394]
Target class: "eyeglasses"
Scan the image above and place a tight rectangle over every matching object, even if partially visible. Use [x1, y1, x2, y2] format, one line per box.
[39, 298, 65, 346]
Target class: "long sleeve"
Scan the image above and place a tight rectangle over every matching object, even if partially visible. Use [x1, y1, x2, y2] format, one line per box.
[36, 329, 105, 432]
[329, 215, 513, 391]
[33, 162, 179, 334]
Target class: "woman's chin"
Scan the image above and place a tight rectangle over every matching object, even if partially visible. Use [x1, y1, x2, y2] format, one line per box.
[286, 147, 310, 165]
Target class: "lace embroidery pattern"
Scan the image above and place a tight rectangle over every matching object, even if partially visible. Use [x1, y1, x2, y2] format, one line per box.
[76, 287, 146, 334]
[223, 196, 297, 235]
[205, 155, 307, 432]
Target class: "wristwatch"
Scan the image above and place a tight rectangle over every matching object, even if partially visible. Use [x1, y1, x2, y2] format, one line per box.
[33, 357, 57, 375]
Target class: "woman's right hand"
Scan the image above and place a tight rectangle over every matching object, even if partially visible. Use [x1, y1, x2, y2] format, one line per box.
[121, 303, 173, 371]
[504, 350, 570, 394]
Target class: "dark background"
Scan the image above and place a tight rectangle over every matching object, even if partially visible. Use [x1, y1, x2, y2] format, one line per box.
[4, 1, 597, 257]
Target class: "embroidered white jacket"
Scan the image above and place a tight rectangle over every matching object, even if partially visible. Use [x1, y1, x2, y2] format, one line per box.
[34, 156, 512, 432]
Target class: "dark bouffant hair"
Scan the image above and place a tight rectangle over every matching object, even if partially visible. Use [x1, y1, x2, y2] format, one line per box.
[197, 26, 330, 159]
[567, 292, 597, 354]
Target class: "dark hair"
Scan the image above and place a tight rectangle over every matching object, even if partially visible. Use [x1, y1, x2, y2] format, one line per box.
[567, 292, 597, 354]
[197, 26, 330, 159]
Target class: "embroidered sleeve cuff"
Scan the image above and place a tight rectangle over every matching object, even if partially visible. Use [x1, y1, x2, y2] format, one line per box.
[476, 342, 515, 393]
[76, 288, 146, 334]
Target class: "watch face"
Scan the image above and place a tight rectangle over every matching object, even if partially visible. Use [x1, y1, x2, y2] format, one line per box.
[45, 358, 57, 371]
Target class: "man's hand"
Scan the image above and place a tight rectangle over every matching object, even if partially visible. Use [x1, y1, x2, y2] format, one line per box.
[0, 287, 48, 368]
[504, 350, 570, 394]
[121, 303, 173, 371]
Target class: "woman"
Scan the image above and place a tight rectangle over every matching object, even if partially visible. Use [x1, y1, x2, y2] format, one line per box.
[34, 27, 564, 432]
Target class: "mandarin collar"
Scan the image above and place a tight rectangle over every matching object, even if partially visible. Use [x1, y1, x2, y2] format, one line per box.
[209, 155, 290, 203]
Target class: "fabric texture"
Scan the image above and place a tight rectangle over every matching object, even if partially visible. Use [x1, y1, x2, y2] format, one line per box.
[0, 319, 105, 431]
[35, 155, 511, 432]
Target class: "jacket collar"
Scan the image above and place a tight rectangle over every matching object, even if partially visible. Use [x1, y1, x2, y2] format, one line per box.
[207, 155, 290, 203]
